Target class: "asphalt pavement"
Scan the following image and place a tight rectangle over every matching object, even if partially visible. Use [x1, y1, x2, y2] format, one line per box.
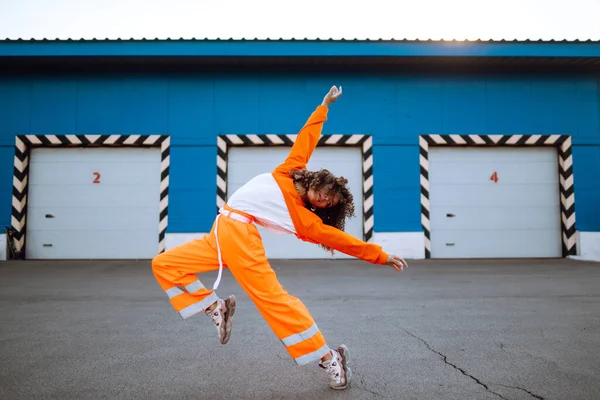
[1, 258, 599, 400]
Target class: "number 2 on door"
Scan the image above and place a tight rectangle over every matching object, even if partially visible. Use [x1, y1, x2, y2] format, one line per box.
[93, 172, 101, 184]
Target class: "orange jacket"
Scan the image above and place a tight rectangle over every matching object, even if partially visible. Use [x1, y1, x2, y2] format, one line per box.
[272, 105, 389, 265]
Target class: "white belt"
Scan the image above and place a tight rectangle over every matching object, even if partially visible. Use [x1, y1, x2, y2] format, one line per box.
[212, 207, 252, 290]
[219, 208, 252, 224]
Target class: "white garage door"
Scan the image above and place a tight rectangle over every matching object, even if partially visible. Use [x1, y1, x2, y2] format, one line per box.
[227, 147, 363, 259]
[26, 147, 161, 259]
[429, 147, 562, 258]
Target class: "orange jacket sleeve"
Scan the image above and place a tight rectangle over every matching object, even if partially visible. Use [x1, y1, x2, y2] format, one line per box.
[273, 105, 328, 175]
[294, 206, 389, 265]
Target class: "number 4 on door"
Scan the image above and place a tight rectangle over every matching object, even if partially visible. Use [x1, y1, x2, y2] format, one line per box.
[490, 171, 498, 183]
[93, 172, 101, 184]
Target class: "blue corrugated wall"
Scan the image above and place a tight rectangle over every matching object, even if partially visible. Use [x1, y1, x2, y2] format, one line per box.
[1, 72, 599, 233]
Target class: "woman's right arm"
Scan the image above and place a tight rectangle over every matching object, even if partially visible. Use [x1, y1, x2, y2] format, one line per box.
[273, 86, 342, 174]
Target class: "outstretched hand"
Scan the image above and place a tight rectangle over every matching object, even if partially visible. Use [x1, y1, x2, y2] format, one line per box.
[322, 85, 343, 106]
[386, 254, 408, 272]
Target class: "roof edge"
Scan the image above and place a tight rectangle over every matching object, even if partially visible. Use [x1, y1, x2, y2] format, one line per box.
[1, 37, 600, 43]
[2, 38, 600, 59]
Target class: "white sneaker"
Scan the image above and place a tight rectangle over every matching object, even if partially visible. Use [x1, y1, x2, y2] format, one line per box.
[205, 295, 236, 344]
[319, 345, 352, 390]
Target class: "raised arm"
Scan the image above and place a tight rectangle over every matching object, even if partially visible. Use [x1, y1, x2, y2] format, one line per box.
[273, 86, 342, 174]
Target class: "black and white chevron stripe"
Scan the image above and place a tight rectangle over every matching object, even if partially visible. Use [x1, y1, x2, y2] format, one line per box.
[10, 134, 170, 259]
[419, 134, 577, 258]
[216, 134, 375, 242]
[558, 137, 576, 256]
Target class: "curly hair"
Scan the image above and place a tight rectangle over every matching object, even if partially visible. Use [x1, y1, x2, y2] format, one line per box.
[289, 168, 356, 254]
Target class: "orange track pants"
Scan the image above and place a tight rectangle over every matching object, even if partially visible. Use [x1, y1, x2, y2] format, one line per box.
[151, 206, 332, 366]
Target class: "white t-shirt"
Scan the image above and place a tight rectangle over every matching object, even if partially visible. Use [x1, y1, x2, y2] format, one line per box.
[226, 173, 297, 235]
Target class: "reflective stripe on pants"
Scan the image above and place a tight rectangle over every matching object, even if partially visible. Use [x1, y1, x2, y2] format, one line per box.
[152, 234, 222, 319]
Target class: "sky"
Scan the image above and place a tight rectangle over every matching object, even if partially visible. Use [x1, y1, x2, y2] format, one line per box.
[0, 0, 599, 41]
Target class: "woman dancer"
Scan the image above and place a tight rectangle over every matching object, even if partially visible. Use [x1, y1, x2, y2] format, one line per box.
[151, 85, 408, 390]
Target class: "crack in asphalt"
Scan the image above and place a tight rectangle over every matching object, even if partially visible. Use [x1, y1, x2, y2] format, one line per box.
[402, 328, 508, 400]
[496, 383, 545, 400]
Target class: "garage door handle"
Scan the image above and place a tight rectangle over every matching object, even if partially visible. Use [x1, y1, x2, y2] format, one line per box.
[446, 243, 455, 246]
[446, 213, 455, 218]
[43, 244, 53, 247]
[45, 214, 54, 218]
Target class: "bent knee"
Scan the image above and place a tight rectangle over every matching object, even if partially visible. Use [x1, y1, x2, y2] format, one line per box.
[151, 252, 168, 272]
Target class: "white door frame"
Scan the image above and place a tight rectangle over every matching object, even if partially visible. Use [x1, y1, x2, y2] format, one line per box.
[215, 134, 376, 243]
[10, 134, 171, 260]
[419, 134, 577, 259]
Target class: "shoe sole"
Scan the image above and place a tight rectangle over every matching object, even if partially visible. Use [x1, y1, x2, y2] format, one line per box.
[221, 295, 236, 345]
[333, 344, 352, 390]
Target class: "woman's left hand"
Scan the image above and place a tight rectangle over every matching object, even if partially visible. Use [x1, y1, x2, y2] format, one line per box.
[386, 254, 408, 272]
